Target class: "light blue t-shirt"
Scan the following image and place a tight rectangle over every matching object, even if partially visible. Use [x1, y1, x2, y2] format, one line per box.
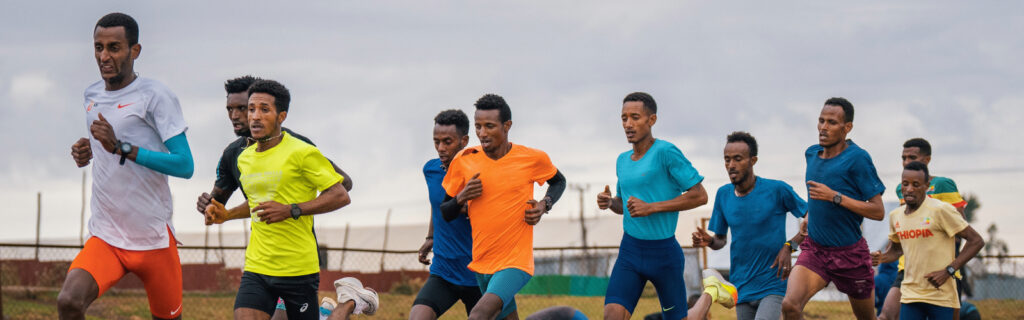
[616, 139, 704, 240]
[708, 177, 807, 303]
[805, 140, 885, 247]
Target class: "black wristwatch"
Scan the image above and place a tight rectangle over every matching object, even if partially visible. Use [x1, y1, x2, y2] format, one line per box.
[832, 192, 843, 206]
[542, 196, 553, 213]
[117, 140, 133, 165]
[946, 265, 956, 276]
[290, 204, 302, 220]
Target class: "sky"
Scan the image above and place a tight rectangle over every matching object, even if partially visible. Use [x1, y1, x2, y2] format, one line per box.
[2, 1, 1023, 254]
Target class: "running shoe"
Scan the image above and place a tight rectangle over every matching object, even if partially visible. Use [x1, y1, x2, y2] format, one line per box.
[334, 277, 380, 315]
[703, 269, 738, 308]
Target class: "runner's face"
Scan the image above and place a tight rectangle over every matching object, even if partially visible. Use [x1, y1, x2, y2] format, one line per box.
[475, 109, 509, 154]
[93, 26, 138, 85]
[817, 105, 851, 148]
[901, 169, 928, 207]
[621, 101, 655, 144]
[248, 93, 284, 140]
[724, 142, 756, 185]
[434, 124, 468, 168]
[226, 92, 250, 137]
[901, 147, 931, 167]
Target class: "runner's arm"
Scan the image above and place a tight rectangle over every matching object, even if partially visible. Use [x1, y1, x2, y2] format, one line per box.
[951, 225, 984, 272]
[329, 160, 353, 191]
[128, 132, 195, 178]
[648, 182, 709, 213]
[878, 241, 903, 264]
[540, 170, 566, 210]
[295, 182, 350, 216]
[441, 195, 462, 222]
[838, 193, 885, 220]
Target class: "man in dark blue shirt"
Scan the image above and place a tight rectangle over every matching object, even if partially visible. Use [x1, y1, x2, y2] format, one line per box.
[781, 97, 886, 320]
[410, 109, 481, 320]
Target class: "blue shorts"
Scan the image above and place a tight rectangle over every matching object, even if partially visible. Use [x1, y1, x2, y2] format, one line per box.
[605, 233, 687, 320]
[900, 302, 955, 320]
[476, 268, 532, 319]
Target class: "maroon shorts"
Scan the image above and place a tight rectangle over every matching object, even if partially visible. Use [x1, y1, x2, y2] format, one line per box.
[795, 236, 874, 300]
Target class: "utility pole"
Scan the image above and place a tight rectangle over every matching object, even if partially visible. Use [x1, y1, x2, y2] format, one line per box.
[35, 192, 42, 261]
[380, 209, 392, 273]
[570, 184, 592, 274]
[340, 223, 350, 271]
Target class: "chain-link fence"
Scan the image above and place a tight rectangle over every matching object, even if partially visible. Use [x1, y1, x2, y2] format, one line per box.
[2, 243, 1023, 319]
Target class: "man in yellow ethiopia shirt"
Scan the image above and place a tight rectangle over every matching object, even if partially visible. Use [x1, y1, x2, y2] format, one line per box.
[872, 162, 983, 320]
[205, 80, 359, 320]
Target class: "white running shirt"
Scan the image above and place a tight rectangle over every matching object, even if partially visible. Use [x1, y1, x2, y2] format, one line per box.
[82, 77, 187, 250]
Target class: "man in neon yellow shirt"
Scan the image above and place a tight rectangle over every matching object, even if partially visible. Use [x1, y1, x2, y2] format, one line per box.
[205, 79, 367, 320]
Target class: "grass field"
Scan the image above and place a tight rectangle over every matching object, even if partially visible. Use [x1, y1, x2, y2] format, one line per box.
[4, 289, 1023, 319]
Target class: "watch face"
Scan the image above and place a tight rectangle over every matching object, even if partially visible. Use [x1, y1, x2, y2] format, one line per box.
[120, 143, 132, 154]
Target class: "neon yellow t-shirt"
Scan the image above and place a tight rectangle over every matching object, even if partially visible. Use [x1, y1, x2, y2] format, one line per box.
[238, 132, 343, 276]
[888, 198, 969, 308]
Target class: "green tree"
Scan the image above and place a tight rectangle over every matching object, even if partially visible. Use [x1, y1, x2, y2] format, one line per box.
[963, 193, 980, 223]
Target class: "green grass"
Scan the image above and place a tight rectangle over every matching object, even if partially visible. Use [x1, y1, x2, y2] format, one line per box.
[4, 289, 1024, 319]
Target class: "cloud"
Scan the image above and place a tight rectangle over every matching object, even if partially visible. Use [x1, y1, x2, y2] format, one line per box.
[2, 1, 1024, 252]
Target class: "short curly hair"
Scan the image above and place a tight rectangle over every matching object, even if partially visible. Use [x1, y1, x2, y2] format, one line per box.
[824, 97, 854, 123]
[474, 94, 511, 123]
[247, 80, 291, 113]
[95, 12, 139, 46]
[726, 131, 758, 157]
[903, 138, 931, 156]
[623, 92, 657, 114]
[434, 109, 470, 136]
[224, 75, 262, 95]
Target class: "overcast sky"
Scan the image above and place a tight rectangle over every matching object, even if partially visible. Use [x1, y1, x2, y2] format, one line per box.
[2, 1, 1022, 253]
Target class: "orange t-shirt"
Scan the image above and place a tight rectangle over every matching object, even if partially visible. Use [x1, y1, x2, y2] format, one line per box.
[442, 144, 558, 275]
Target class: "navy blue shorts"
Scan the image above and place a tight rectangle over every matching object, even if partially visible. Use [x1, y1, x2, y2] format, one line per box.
[605, 233, 687, 320]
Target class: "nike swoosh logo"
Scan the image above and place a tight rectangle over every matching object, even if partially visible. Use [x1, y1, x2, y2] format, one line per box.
[117, 102, 135, 109]
[170, 303, 182, 315]
[662, 306, 675, 312]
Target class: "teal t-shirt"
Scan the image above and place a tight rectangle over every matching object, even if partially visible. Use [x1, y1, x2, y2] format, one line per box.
[616, 139, 704, 240]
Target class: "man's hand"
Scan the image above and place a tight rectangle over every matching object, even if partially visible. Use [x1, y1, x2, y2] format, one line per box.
[870, 251, 882, 266]
[457, 173, 482, 204]
[597, 185, 613, 210]
[924, 269, 951, 289]
[71, 138, 93, 167]
[772, 245, 794, 279]
[89, 113, 118, 153]
[525, 199, 545, 225]
[418, 239, 433, 265]
[626, 196, 654, 217]
[692, 226, 713, 248]
[806, 181, 837, 202]
[252, 201, 291, 224]
[204, 199, 229, 225]
[197, 192, 213, 215]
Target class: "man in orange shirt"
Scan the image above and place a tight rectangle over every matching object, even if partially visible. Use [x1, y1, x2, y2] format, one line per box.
[442, 94, 567, 320]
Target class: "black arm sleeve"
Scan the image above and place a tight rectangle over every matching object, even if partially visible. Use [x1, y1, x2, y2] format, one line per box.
[440, 194, 462, 222]
[544, 169, 567, 207]
[213, 144, 241, 204]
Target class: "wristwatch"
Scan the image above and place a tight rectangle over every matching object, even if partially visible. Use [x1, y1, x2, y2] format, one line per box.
[117, 140, 133, 165]
[832, 192, 843, 206]
[290, 204, 302, 220]
[542, 196, 554, 212]
[946, 265, 956, 276]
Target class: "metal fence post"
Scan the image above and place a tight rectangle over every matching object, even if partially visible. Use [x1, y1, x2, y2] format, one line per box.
[35, 192, 41, 261]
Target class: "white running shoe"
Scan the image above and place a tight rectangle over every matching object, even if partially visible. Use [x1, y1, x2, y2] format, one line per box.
[334, 277, 380, 315]
[319, 297, 337, 320]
